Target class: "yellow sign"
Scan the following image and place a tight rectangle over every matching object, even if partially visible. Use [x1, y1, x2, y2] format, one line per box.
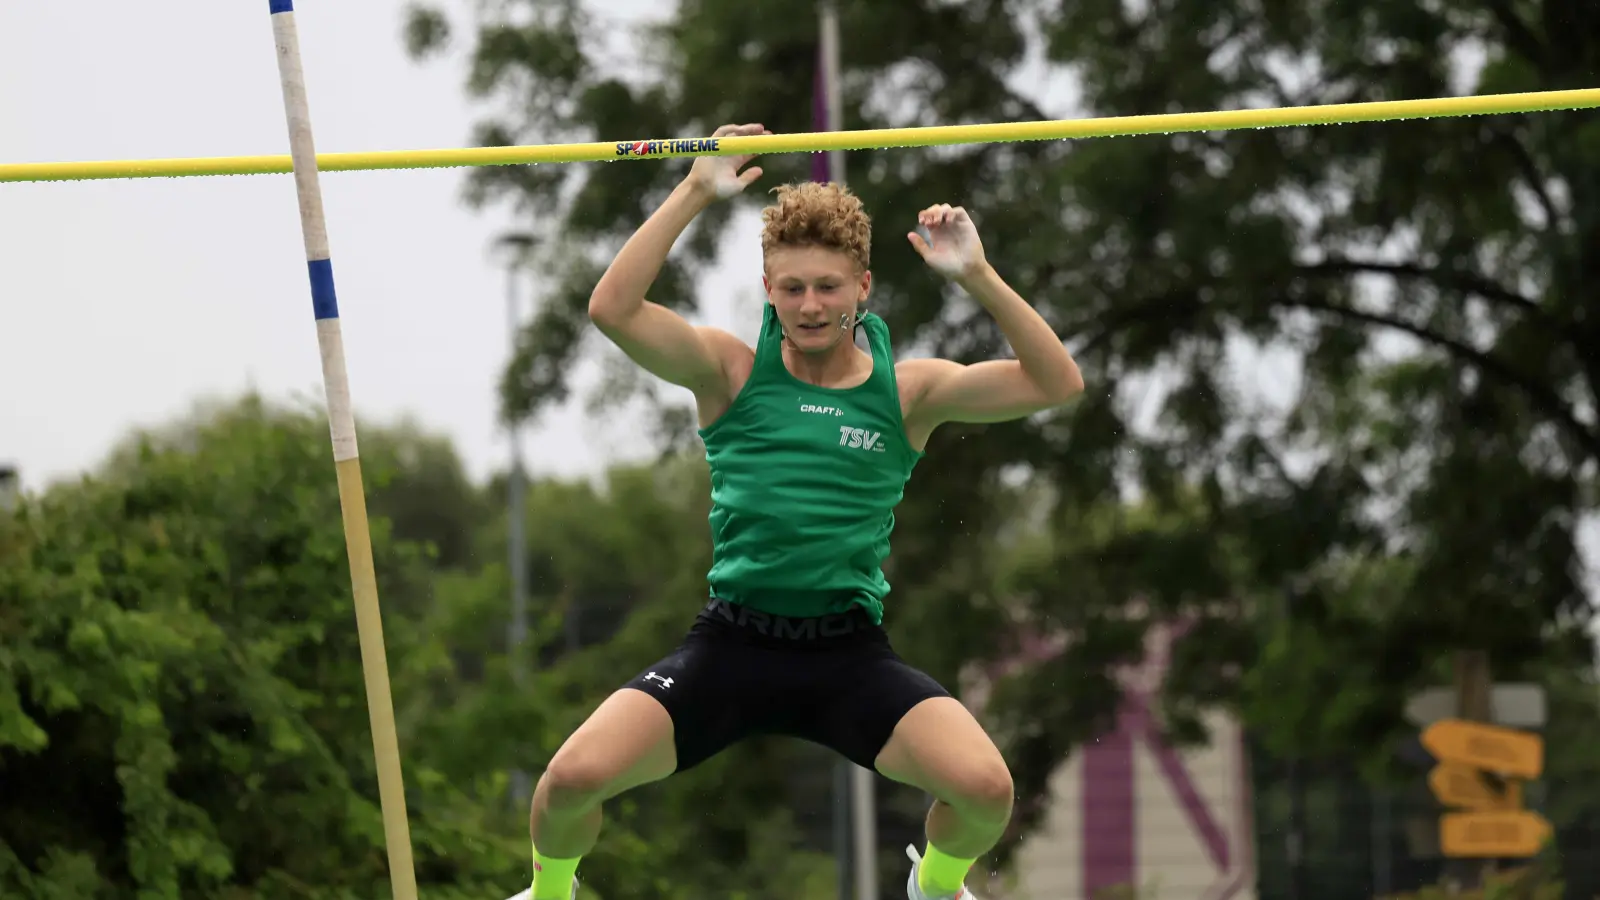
[1428, 763, 1522, 810]
[1421, 719, 1543, 778]
[1439, 811, 1552, 858]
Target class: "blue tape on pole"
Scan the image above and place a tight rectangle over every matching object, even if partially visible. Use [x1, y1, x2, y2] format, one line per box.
[308, 259, 339, 320]
[269, 0, 293, 13]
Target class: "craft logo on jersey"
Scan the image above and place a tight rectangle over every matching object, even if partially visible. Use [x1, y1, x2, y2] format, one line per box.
[800, 403, 845, 417]
[616, 137, 720, 157]
[839, 426, 887, 452]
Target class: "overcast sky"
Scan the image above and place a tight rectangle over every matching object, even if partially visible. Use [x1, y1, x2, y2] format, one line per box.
[0, 0, 757, 492]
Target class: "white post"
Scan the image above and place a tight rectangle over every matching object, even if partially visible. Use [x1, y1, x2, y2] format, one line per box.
[266, 2, 419, 899]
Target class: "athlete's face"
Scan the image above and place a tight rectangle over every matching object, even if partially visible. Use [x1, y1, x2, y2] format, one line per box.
[763, 245, 871, 355]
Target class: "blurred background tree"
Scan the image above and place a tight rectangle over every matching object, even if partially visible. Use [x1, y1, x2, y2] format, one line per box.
[401, 0, 1597, 887]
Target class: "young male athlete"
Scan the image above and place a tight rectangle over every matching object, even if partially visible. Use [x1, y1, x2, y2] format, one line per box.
[525, 123, 1084, 900]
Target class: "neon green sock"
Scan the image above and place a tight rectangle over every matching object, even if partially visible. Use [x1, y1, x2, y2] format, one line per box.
[531, 845, 580, 900]
[917, 842, 976, 897]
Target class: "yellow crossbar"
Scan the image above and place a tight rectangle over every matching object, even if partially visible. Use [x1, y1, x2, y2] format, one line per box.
[3, 88, 1597, 184]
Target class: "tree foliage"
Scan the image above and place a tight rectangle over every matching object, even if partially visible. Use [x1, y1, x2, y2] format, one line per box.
[403, 0, 1596, 793]
[0, 398, 513, 898]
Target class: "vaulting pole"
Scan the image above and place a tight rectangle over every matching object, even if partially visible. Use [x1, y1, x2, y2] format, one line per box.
[267, 4, 420, 898]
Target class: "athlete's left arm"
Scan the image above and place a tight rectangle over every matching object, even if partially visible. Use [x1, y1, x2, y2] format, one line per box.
[901, 204, 1084, 428]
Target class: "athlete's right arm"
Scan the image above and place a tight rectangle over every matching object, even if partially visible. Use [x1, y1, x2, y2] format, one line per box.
[588, 122, 770, 398]
[588, 180, 730, 395]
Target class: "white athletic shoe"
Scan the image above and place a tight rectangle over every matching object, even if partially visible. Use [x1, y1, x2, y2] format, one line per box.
[904, 845, 979, 900]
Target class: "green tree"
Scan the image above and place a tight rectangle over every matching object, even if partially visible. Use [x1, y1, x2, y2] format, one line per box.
[0, 396, 514, 899]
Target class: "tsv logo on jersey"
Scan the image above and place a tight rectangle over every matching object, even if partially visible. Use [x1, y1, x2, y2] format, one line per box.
[616, 138, 720, 157]
[839, 426, 887, 452]
[800, 403, 845, 417]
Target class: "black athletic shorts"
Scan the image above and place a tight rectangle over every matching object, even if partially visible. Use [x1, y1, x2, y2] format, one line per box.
[622, 597, 952, 772]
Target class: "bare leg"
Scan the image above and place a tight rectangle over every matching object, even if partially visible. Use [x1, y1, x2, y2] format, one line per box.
[531, 688, 678, 859]
[875, 696, 1015, 860]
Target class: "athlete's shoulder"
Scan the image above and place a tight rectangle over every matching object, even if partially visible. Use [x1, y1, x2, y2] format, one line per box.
[694, 325, 753, 356]
[695, 325, 755, 380]
[894, 356, 959, 376]
[894, 357, 961, 402]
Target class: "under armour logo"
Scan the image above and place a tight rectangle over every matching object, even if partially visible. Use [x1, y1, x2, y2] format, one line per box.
[644, 672, 674, 689]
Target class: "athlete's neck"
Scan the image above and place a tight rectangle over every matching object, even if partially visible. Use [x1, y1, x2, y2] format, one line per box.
[782, 334, 872, 389]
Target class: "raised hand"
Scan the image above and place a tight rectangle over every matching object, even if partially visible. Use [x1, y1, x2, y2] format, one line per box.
[907, 203, 987, 279]
[688, 123, 772, 199]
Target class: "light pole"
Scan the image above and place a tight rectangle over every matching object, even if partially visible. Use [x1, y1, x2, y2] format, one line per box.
[0, 464, 17, 514]
[499, 235, 534, 808]
[815, 4, 878, 898]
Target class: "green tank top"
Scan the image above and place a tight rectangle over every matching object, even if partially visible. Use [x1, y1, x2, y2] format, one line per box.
[698, 304, 924, 624]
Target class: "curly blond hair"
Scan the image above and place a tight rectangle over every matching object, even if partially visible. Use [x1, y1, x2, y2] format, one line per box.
[760, 182, 871, 272]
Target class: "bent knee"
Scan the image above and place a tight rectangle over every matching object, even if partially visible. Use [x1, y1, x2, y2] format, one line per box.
[536, 754, 621, 813]
[948, 760, 1015, 820]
